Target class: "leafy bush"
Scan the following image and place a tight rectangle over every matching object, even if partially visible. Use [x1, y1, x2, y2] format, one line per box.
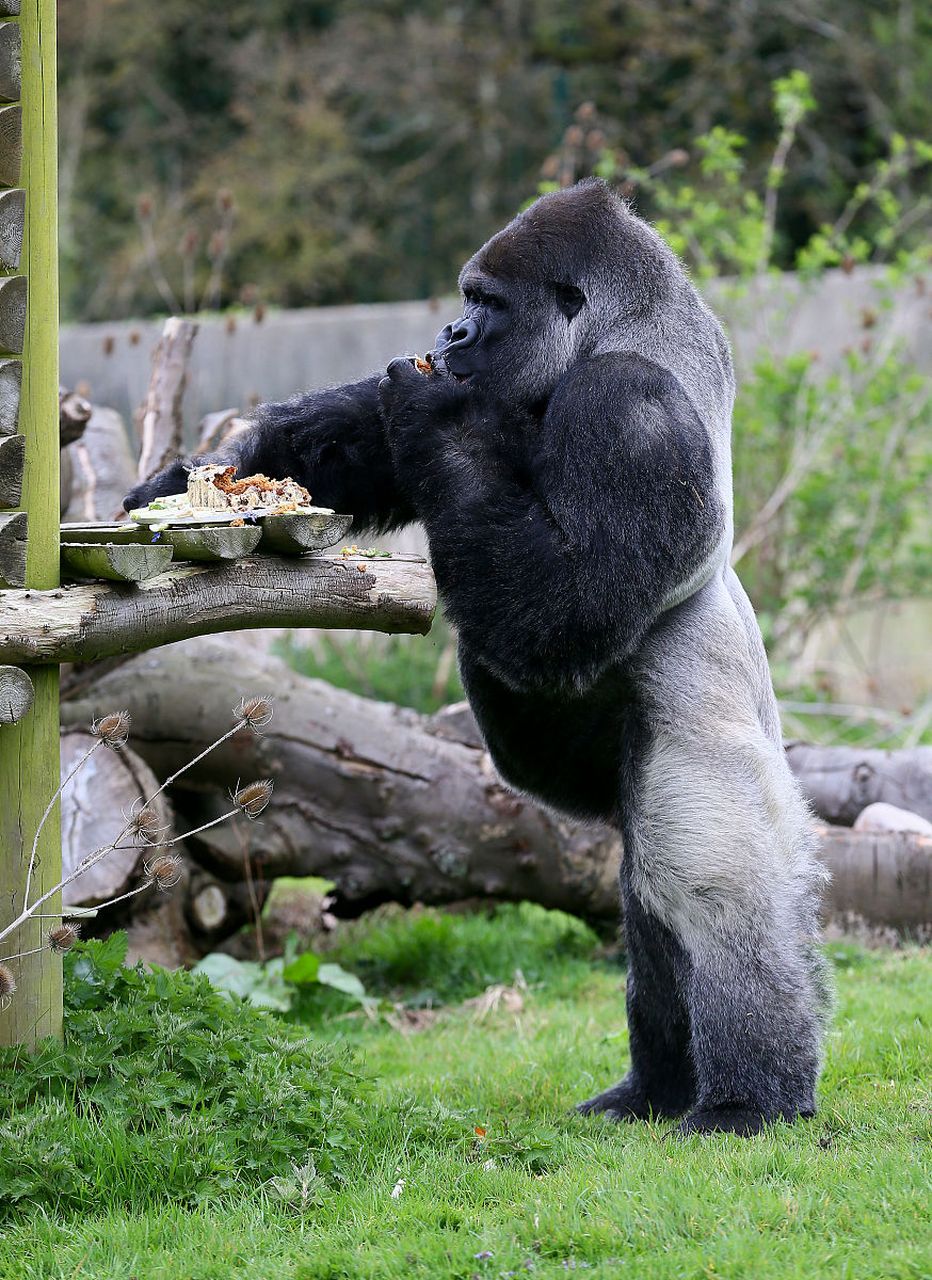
[326, 902, 601, 1005]
[0, 934, 367, 1219]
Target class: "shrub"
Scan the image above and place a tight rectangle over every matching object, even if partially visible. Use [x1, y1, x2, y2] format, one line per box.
[0, 934, 367, 1219]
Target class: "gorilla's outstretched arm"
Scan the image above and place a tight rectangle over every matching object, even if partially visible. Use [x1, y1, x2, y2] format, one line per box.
[123, 375, 416, 534]
[380, 351, 726, 692]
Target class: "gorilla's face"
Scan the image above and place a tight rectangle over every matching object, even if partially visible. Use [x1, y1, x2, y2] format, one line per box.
[431, 268, 589, 409]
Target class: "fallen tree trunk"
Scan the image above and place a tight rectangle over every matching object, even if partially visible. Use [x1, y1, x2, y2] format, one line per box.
[785, 742, 932, 826]
[61, 635, 932, 930]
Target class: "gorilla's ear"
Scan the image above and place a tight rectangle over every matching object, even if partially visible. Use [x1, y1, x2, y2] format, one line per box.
[553, 282, 586, 320]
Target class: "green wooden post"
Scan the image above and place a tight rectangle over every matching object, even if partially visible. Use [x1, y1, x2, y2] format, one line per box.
[0, 0, 61, 1048]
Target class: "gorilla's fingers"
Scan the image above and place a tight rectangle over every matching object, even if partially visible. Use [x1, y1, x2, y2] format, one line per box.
[122, 457, 191, 512]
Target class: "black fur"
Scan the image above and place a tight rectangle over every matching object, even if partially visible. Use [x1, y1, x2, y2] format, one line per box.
[126, 180, 826, 1135]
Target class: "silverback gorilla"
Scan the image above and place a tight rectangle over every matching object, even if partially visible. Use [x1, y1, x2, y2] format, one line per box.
[125, 179, 828, 1136]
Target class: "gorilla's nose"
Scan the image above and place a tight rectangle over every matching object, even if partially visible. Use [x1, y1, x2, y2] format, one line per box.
[434, 317, 479, 353]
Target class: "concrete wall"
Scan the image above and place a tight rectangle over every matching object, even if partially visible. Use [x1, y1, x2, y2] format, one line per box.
[60, 268, 931, 438]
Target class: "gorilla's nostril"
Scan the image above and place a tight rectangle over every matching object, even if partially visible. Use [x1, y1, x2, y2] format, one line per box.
[447, 318, 479, 349]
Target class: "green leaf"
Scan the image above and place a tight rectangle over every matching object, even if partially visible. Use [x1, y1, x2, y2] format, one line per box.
[317, 963, 369, 1003]
[282, 951, 322, 986]
[193, 953, 294, 1012]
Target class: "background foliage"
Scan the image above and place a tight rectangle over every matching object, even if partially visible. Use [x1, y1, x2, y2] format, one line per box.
[59, 0, 931, 320]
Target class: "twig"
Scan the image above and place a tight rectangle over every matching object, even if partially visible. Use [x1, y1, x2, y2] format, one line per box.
[22, 739, 102, 911]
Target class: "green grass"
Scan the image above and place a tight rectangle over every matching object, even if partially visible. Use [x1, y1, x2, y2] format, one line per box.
[276, 616, 464, 715]
[0, 912, 929, 1280]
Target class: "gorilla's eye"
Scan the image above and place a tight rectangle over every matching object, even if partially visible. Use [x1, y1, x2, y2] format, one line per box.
[554, 283, 586, 320]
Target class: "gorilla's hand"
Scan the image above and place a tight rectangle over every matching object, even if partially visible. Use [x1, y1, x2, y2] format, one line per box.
[378, 356, 465, 425]
[122, 456, 193, 513]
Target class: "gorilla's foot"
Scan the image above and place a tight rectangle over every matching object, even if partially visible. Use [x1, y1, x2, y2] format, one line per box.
[677, 1106, 768, 1137]
[576, 1075, 688, 1122]
[678, 1103, 814, 1136]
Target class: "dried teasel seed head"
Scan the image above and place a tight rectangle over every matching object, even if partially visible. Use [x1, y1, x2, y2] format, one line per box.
[47, 922, 81, 954]
[145, 853, 183, 891]
[129, 804, 163, 844]
[233, 779, 273, 819]
[0, 964, 15, 1001]
[91, 710, 131, 749]
[233, 696, 274, 732]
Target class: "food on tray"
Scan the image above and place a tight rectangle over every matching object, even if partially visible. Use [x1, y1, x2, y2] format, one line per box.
[129, 464, 335, 526]
[187, 464, 316, 513]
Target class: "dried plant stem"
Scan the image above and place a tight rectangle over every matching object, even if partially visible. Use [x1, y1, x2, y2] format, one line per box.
[0, 717, 253, 952]
[22, 739, 102, 911]
[1, 945, 46, 962]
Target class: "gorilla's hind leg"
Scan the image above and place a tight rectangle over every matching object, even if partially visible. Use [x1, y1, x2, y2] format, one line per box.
[577, 872, 695, 1121]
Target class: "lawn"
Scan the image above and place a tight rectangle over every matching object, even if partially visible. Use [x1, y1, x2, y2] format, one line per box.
[0, 908, 928, 1280]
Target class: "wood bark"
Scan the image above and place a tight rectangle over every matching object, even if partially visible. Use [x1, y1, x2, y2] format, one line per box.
[60, 541, 174, 583]
[0, 186, 24, 272]
[135, 316, 198, 482]
[59, 730, 172, 907]
[0, 509, 26, 587]
[786, 742, 932, 825]
[62, 405, 138, 524]
[61, 635, 932, 929]
[0, 357, 21, 435]
[58, 385, 92, 447]
[0, 554, 434, 664]
[0, 273, 25, 353]
[0, 431, 24, 506]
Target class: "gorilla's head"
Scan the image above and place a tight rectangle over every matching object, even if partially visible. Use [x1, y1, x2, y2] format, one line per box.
[432, 178, 686, 407]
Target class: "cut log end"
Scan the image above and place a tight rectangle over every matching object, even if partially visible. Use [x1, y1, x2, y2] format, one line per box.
[0, 662, 33, 724]
[0, 430, 24, 506]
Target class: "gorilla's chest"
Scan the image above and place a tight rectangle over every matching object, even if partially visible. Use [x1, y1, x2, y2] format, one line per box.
[458, 647, 640, 825]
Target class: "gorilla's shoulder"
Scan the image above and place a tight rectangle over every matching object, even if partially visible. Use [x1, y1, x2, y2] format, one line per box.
[554, 351, 703, 428]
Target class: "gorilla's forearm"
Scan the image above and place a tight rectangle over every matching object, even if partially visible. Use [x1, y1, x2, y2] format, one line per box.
[124, 375, 415, 533]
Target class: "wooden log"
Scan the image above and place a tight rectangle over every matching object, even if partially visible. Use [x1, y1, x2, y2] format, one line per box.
[63, 522, 262, 562]
[62, 405, 137, 523]
[0, 23, 19, 103]
[60, 541, 174, 583]
[0, 186, 23, 270]
[0, 356, 19, 433]
[59, 729, 174, 907]
[58, 386, 92, 446]
[258, 511, 352, 554]
[158, 523, 263, 561]
[63, 635, 625, 923]
[0, 429, 23, 505]
[61, 635, 932, 931]
[195, 408, 241, 454]
[0, 553, 435, 663]
[818, 824, 932, 928]
[786, 742, 932, 825]
[0, 507, 25, 585]
[188, 882, 228, 933]
[0, 103, 20, 186]
[0, 274, 25, 352]
[136, 316, 198, 482]
[0, 661, 32, 723]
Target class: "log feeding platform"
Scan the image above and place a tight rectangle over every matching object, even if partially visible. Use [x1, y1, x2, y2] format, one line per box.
[0, 550, 436, 665]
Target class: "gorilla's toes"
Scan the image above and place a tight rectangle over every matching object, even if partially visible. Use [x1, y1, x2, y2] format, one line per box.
[677, 1106, 768, 1137]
